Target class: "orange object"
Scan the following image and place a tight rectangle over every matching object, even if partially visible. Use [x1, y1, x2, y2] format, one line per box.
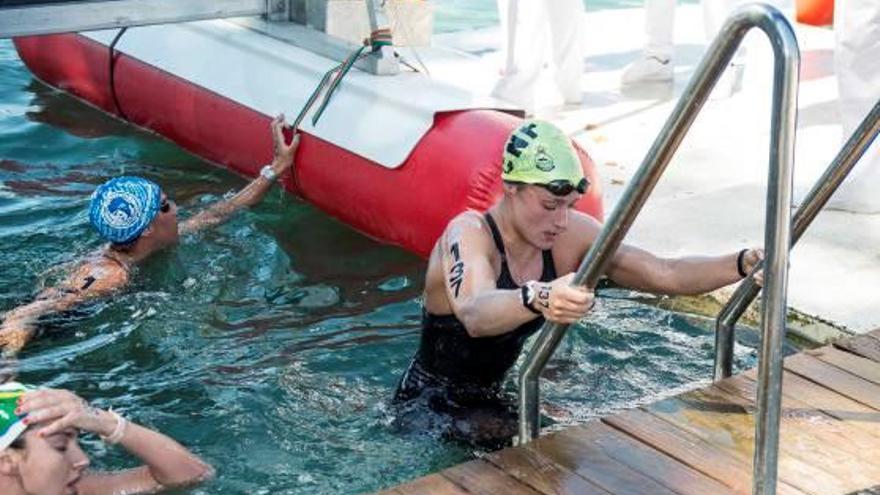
[797, 0, 834, 26]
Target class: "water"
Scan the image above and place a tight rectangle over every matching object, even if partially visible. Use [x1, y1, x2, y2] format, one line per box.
[2, 10, 763, 494]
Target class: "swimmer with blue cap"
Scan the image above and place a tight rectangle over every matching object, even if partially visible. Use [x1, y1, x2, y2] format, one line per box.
[0, 382, 212, 494]
[393, 120, 765, 448]
[0, 114, 300, 352]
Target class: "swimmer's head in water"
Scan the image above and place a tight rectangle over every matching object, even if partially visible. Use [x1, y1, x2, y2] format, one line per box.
[501, 120, 588, 196]
[89, 176, 162, 244]
[0, 382, 31, 450]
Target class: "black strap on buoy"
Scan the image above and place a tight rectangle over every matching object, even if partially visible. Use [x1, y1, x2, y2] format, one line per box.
[108, 27, 129, 121]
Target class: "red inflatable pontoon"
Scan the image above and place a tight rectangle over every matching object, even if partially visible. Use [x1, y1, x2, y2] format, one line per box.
[15, 21, 603, 257]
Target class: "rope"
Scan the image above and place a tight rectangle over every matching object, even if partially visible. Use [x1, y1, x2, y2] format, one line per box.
[108, 27, 129, 121]
[369, 28, 393, 51]
[289, 43, 368, 131]
[311, 44, 368, 125]
[284, 42, 369, 188]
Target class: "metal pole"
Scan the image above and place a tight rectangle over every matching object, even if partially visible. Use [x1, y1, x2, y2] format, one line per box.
[751, 7, 799, 492]
[363, 0, 399, 75]
[517, 4, 799, 447]
[517, 5, 744, 442]
[714, 99, 880, 382]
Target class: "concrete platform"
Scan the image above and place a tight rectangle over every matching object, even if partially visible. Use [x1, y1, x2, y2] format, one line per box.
[412, 5, 879, 338]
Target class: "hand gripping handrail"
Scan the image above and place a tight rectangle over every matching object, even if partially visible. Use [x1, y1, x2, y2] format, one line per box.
[517, 4, 799, 494]
[714, 99, 880, 381]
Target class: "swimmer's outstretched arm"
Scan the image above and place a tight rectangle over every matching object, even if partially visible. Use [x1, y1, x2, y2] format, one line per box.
[606, 243, 764, 295]
[18, 388, 214, 495]
[0, 263, 128, 353]
[180, 114, 299, 235]
[0, 300, 55, 353]
[0, 290, 83, 353]
[568, 215, 764, 295]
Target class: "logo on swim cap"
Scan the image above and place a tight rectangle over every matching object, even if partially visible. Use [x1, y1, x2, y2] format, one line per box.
[534, 146, 555, 172]
[502, 120, 584, 187]
[101, 191, 140, 230]
[89, 176, 162, 244]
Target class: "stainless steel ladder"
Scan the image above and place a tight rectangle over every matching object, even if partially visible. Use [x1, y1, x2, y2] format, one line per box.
[516, 5, 800, 495]
[714, 99, 880, 381]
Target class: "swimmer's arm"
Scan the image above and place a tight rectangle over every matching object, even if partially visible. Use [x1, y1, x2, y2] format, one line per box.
[76, 422, 214, 495]
[606, 244, 756, 296]
[568, 214, 759, 296]
[178, 172, 278, 235]
[180, 115, 299, 236]
[0, 266, 128, 353]
[0, 299, 58, 352]
[0, 291, 82, 353]
[442, 214, 540, 338]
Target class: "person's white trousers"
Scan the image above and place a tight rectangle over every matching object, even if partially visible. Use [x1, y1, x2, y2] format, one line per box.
[493, 0, 584, 112]
[830, 0, 880, 213]
[643, 0, 750, 61]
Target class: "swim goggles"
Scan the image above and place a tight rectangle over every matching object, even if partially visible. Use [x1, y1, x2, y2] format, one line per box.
[538, 177, 590, 197]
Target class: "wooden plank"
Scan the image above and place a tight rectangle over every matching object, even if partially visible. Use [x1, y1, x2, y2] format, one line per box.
[808, 346, 880, 386]
[834, 333, 880, 363]
[383, 337, 880, 495]
[381, 473, 470, 495]
[572, 421, 737, 495]
[646, 393, 856, 494]
[441, 459, 542, 495]
[784, 353, 880, 411]
[695, 384, 880, 483]
[603, 409, 806, 495]
[716, 374, 880, 467]
[646, 393, 758, 458]
[527, 426, 681, 495]
[739, 369, 880, 442]
[485, 443, 610, 495]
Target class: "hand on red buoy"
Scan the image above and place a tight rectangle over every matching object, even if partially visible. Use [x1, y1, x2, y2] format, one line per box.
[271, 114, 300, 173]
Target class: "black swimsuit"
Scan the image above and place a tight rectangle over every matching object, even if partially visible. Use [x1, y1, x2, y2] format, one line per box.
[393, 213, 557, 447]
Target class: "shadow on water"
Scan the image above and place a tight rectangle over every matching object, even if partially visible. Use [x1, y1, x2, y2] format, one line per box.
[24, 79, 137, 139]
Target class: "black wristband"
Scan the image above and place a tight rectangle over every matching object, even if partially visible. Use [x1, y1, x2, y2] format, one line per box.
[521, 284, 541, 314]
[736, 249, 749, 278]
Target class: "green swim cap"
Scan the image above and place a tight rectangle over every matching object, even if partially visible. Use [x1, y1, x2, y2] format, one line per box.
[0, 382, 31, 450]
[502, 120, 585, 188]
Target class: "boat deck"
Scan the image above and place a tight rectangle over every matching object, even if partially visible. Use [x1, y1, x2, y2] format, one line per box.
[380, 328, 880, 494]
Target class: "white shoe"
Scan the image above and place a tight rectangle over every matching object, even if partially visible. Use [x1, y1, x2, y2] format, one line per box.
[621, 55, 673, 85]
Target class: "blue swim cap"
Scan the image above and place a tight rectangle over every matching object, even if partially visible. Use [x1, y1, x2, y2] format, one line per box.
[89, 176, 162, 244]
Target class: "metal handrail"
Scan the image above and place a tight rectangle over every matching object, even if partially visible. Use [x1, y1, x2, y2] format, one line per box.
[714, 99, 880, 381]
[516, 4, 799, 494]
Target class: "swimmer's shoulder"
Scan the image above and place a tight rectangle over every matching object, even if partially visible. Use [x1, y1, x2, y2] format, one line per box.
[428, 210, 494, 267]
[61, 255, 130, 297]
[553, 210, 602, 272]
[443, 210, 495, 252]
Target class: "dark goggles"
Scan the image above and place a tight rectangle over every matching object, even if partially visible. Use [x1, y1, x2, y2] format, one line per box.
[159, 198, 170, 214]
[538, 177, 589, 197]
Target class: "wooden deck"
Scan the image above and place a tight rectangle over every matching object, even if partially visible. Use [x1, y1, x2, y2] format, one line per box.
[380, 329, 880, 495]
